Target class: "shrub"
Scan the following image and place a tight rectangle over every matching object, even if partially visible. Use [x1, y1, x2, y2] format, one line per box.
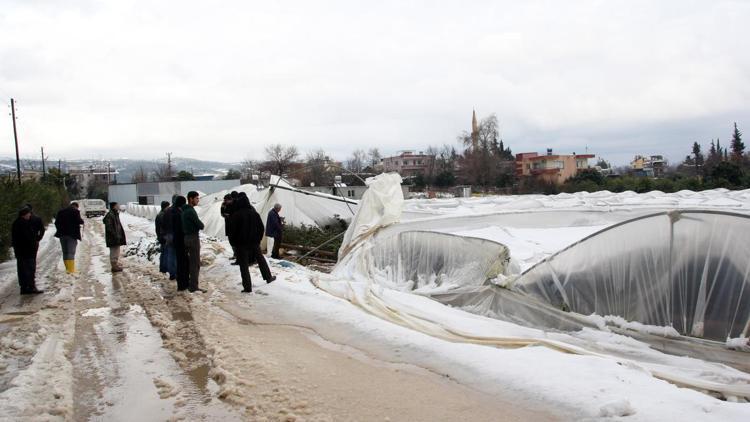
[282, 219, 348, 255]
[0, 179, 68, 261]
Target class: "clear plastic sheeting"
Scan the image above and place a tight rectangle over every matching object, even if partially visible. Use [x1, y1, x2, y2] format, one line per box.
[431, 286, 596, 333]
[337, 231, 510, 293]
[197, 176, 358, 239]
[339, 172, 403, 259]
[322, 174, 750, 400]
[514, 210, 750, 342]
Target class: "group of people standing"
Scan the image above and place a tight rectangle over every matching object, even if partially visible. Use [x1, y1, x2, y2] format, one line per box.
[10, 200, 125, 295]
[155, 191, 206, 293]
[11, 190, 284, 296]
[220, 191, 277, 292]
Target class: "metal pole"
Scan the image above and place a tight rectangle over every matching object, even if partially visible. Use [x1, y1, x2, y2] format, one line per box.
[11, 98, 21, 185]
[41, 146, 46, 178]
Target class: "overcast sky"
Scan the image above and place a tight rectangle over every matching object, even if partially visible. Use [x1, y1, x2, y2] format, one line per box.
[1, 0, 748, 166]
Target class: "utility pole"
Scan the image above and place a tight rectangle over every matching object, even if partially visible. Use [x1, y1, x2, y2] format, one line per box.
[10, 98, 21, 185]
[41, 146, 47, 179]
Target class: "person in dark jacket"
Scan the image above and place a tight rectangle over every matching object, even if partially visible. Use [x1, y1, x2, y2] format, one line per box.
[265, 203, 283, 259]
[12, 207, 43, 294]
[182, 191, 205, 293]
[170, 196, 188, 289]
[221, 194, 238, 264]
[103, 202, 127, 272]
[228, 195, 274, 292]
[155, 201, 170, 273]
[55, 202, 84, 273]
[25, 203, 46, 244]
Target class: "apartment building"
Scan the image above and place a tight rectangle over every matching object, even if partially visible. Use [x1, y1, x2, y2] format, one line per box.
[515, 149, 595, 185]
[382, 151, 435, 177]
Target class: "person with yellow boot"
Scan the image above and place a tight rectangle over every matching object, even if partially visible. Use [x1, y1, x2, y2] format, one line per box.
[54, 202, 84, 273]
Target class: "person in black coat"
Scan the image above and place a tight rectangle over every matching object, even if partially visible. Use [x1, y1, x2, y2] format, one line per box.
[155, 201, 170, 273]
[228, 195, 274, 292]
[25, 203, 46, 244]
[265, 203, 283, 259]
[12, 207, 43, 294]
[170, 195, 189, 290]
[54, 202, 84, 273]
[221, 193, 238, 264]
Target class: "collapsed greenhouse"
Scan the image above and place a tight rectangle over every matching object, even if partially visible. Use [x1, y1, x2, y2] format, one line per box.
[321, 174, 750, 400]
[125, 172, 750, 399]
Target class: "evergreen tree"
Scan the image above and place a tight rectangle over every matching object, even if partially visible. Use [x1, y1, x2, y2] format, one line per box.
[730, 122, 745, 162]
[691, 141, 704, 175]
[716, 138, 723, 160]
[709, 140, 717, 159]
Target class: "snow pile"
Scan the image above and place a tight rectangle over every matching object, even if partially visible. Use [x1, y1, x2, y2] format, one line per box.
[402, 188, 750, 217]
[726, 338, 750, 351]
[126, 203, 161, 219]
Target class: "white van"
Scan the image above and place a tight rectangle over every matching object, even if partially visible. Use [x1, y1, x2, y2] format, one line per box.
[82, 199, 107, 218]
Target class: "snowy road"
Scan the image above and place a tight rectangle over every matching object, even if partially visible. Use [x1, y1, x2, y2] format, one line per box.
[0, 217, 555, 421]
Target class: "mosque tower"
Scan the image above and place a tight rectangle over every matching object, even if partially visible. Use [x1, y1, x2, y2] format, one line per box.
[471, 109, 479, 149]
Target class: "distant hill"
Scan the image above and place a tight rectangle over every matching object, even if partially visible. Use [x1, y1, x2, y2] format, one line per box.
[0, 156, 241, 183]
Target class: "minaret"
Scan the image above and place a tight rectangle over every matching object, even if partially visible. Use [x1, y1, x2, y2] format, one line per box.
[471, 109, 479, 150]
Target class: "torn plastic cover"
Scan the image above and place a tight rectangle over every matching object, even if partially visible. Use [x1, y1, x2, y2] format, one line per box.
[362, 231, 510, 293]
[513, 210, 750, 341]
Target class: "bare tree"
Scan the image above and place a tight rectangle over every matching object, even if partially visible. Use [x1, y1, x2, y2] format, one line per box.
[346, 149, 367, 174]
[303, 149, 332, 186]
[367, 148, 382, 169]
[240, 157, 260, 183]
[424, 145, 439, 184]
[264, 144, 299, 175]
[132, 166, 148, 183]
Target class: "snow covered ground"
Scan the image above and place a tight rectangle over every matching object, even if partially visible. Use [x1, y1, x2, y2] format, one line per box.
[0, 185, 749, 420]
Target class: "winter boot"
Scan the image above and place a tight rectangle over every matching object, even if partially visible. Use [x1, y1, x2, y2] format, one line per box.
[64, 260, 75, 273]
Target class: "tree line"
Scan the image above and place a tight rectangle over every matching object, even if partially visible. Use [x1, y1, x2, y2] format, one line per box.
[136, 117, 747, 195]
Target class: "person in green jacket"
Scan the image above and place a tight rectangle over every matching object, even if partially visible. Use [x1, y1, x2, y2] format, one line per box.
[182, 191, 205, 292]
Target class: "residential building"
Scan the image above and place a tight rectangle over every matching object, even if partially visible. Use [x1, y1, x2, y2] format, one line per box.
[68, 165, 119, 197]
[515, 149, 595, 185]
[382, 151, 435, 177]
[630, 155, 666, 178]
[299, 184, 409, 200]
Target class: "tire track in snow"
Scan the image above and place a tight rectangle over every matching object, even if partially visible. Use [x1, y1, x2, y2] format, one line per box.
[0, 225, 76, 420]
[70, 219, 239, 421]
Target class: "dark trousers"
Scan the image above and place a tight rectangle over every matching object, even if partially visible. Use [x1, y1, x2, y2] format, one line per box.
[175, 241, 189, 290]
[16, 256, 37, 292]
[184, 234, 201, 291]
[271, 234, 282, 259]
[235, 244, 273, 292]
[235, 245, 253, 291]
[251, 243, 273, 281]
[158, 241, 168, 273]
